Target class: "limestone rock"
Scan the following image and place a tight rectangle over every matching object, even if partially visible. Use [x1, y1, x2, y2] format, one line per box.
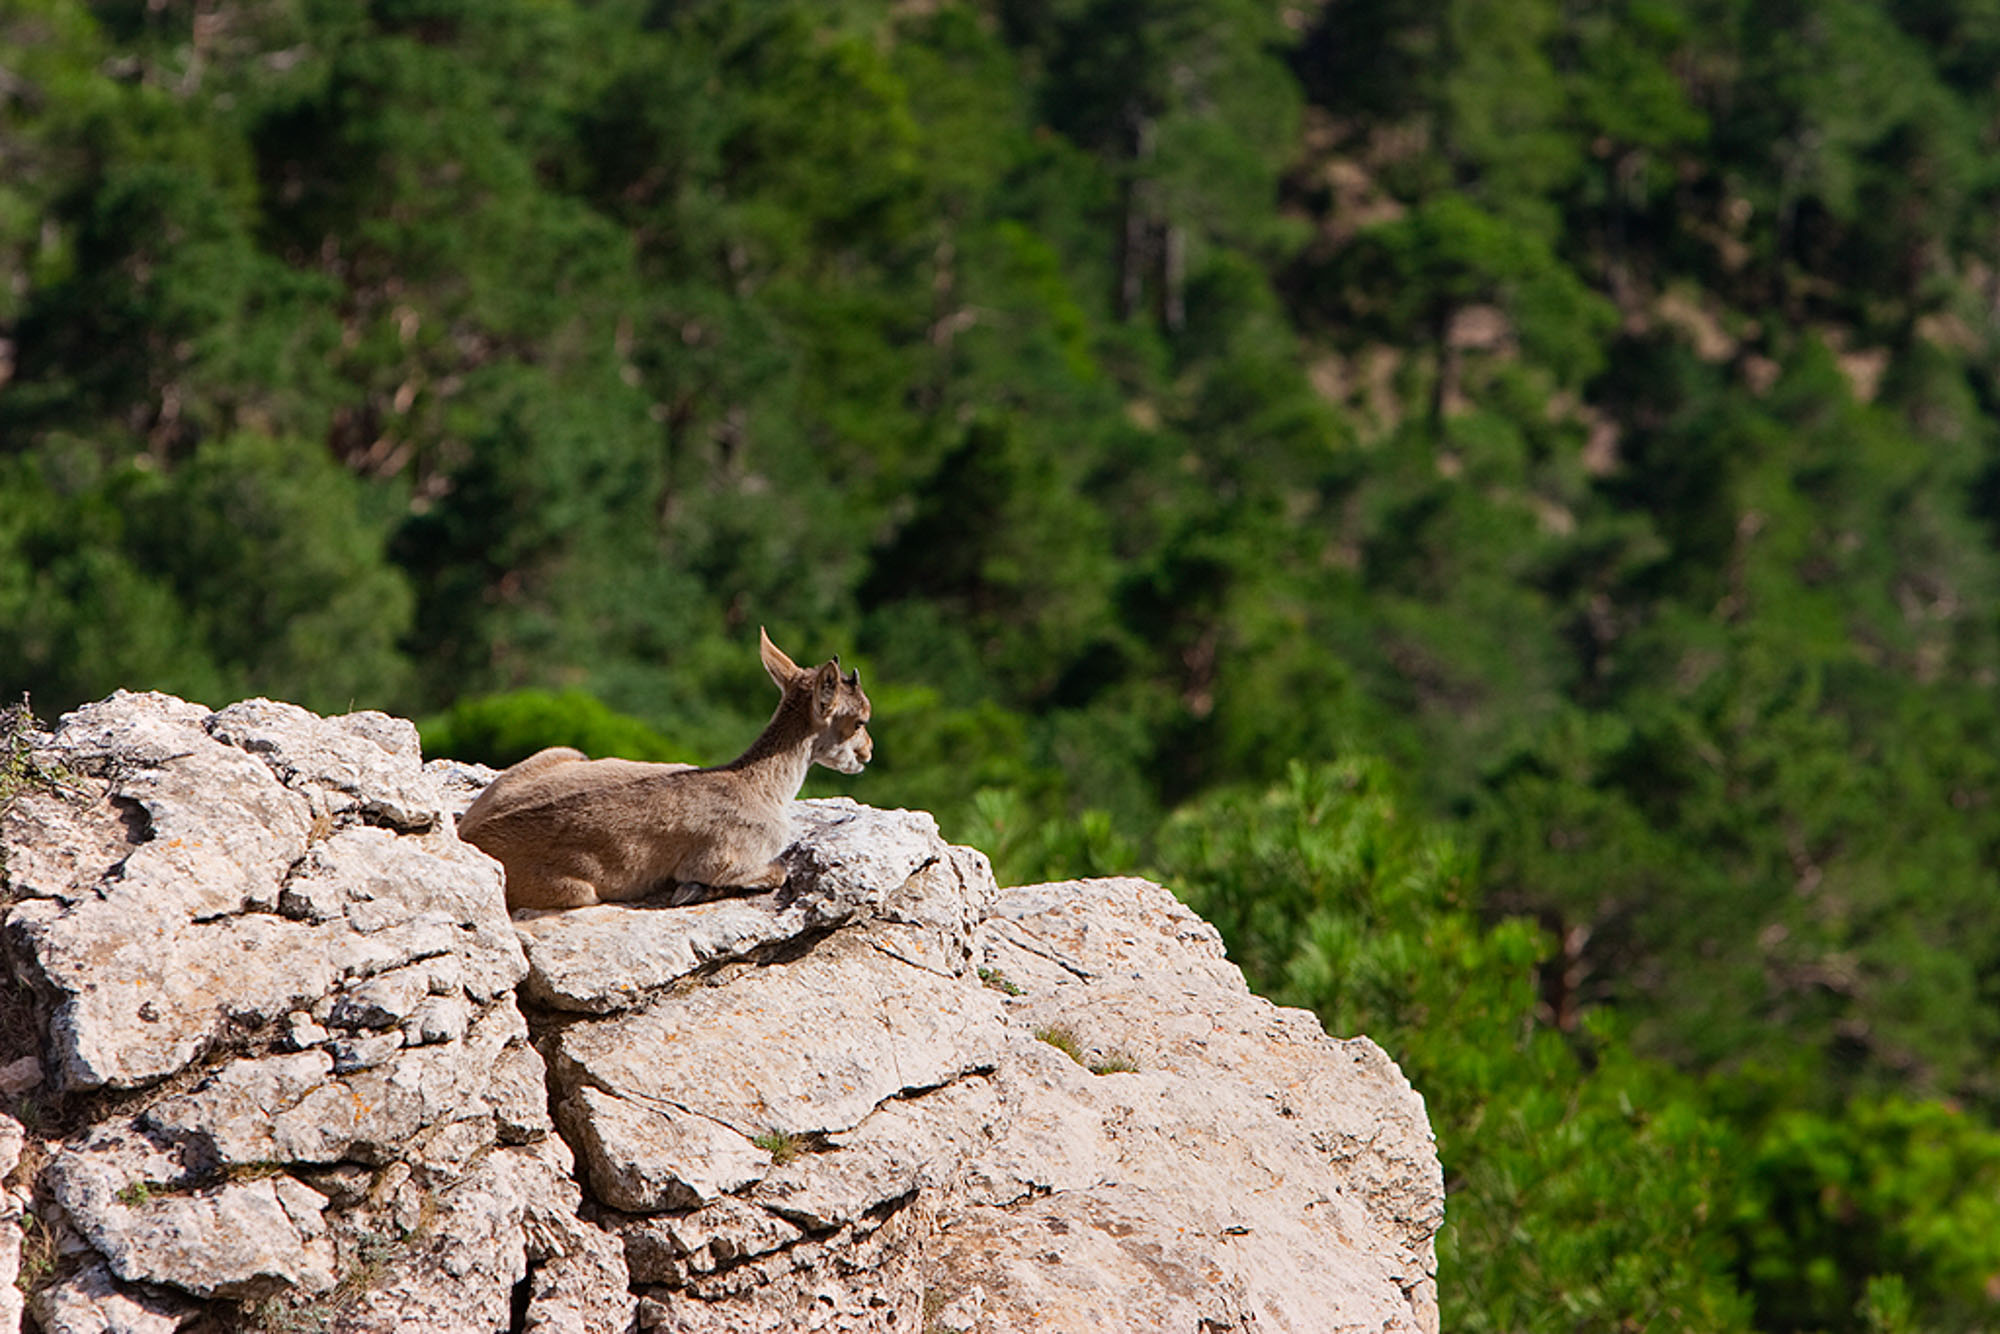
[1, 692, 1444, 1333]
[2, 694, 523, 1094]
[751, 1076, 1000, 1232]
[602, 875, 1442, 1333]
[617, 1199, 804, 1286]
[550, 930, 1005, 1140]
[322, 1136, 621, 1334]
[2, 693, 556, 1327]
[143, 1004, 543, 1170]
[0, 1115, 19, 1334]
[29, 1263, 206, 1334]
[957, 876, 1445, 1332]
[930, 1185, 1253, 1332]
[205, 696, 445, 831]
[45, 1125, 336, 1299]
[558, 1087, 768, 1214]
[426, 757, 498, 818]
[514, 799, 993, 1013]
[630, 1194, 935, 1333]
[513, 895, 823, 1015]
[0, 772, 138, 909]
[518, 1219, 638, 1334]
[0, 1113, 20, 1181]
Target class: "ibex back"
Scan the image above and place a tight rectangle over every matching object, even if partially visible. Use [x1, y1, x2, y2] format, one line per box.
[457, 629, 873, 909]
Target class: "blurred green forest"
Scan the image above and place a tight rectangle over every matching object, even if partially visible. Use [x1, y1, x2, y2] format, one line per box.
[9, 0, 2000, 1326]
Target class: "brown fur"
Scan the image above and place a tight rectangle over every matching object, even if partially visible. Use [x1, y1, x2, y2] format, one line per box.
[457, 629, 873, 909]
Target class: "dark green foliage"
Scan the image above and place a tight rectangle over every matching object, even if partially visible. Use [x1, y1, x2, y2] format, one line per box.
[1156, 762, 1753, 1331]
[12, 0, 2000, 1325]
[0, 434, 411, 713]
[418, 689, 695, 769]
[862, 416, 1115, 698]
[1725, 1090, 2000, 1334]
[0, 697, 68, 815]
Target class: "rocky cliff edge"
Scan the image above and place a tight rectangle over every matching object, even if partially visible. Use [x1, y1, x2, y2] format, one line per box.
[0, 691, 1443, 1334]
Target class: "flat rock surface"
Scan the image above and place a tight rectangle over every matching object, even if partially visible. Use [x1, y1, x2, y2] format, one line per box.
[959, 877, 1445, 1332]
[551, 929, 1007, 1141]
[558, 1086, 770, 1214]
[513, 799, 992, 1013]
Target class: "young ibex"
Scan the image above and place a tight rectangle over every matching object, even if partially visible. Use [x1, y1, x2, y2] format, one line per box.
[457, 629, 873, 910]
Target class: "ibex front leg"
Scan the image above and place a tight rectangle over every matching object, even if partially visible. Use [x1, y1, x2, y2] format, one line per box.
[672, 848, 788, 904]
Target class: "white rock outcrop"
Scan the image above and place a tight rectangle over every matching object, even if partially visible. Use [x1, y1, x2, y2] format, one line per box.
[0, 691, 1443, 1333]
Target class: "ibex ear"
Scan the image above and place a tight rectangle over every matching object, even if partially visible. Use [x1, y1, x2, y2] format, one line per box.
[813, 662, 841, 714]
[759, 627, 802, 689]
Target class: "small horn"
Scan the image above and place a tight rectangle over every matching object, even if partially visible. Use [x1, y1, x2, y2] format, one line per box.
[844, 668, 859, 687]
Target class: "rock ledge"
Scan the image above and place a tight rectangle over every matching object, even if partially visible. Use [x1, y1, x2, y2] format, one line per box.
[0, 692, 1442, 1333]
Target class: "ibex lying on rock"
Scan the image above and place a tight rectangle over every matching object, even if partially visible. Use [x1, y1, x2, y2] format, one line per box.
[457, 629, 873, 909]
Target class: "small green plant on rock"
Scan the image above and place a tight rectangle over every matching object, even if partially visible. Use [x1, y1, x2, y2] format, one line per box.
[922, 1285, 969, 1334]
[243, 1295, 331, 1334]
[245, 1221, 408, 1333]
[0, 698, 82, 887]
[224, 1160, 287, 1185]
[1033, 1024, 1084, 1064]
[978, 968, 1024, 997]
[1088, 1050, 1140, 1075]
[15, 1213, 53, 1295]
[0, 699, 80, 809]
[753, 1130, 806, 1166]
[0, 700, 42, 809]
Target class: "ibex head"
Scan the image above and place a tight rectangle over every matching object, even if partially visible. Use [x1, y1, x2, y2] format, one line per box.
[759, 627, 874, 775]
